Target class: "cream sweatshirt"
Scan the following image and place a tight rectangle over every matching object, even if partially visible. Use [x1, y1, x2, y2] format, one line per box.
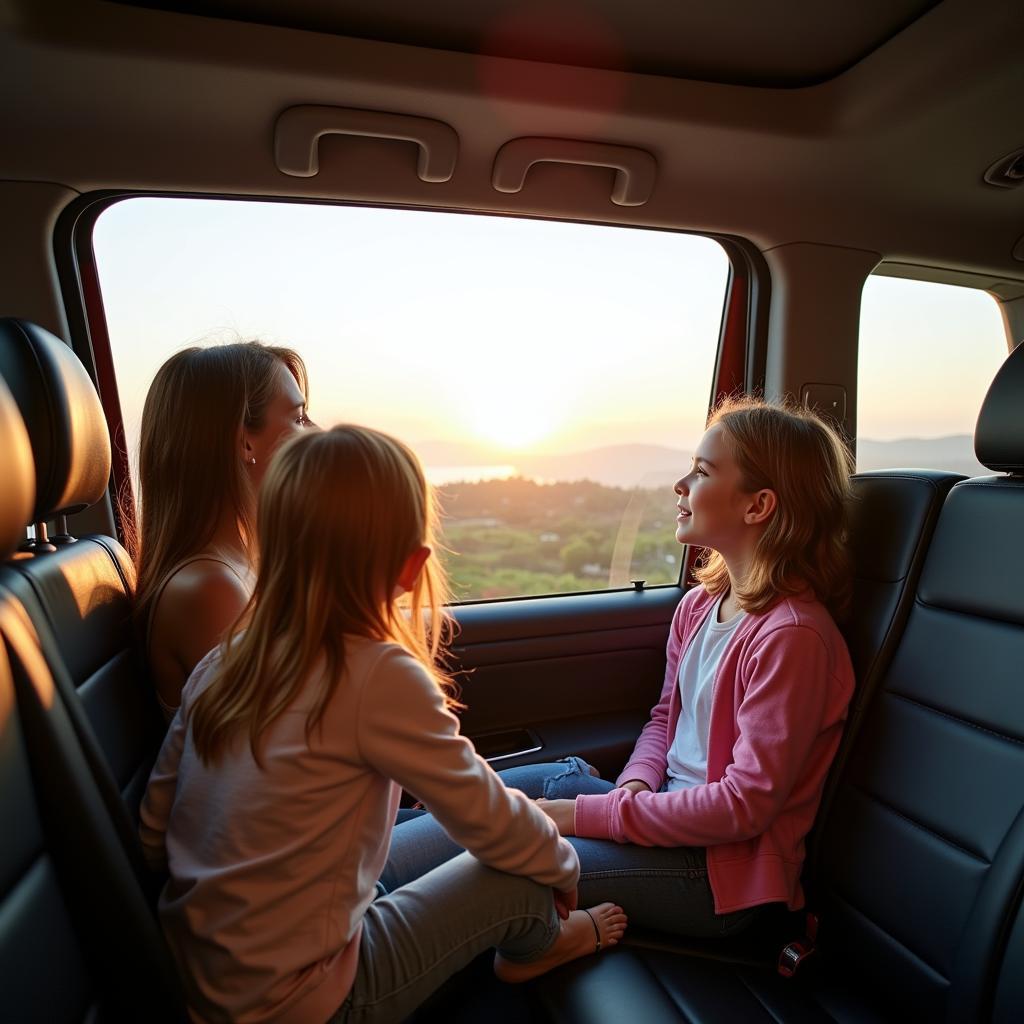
[140, 637, 579, 1024]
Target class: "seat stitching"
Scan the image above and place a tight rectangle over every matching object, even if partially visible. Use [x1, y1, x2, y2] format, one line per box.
[912, 591, 1024, 629]
[849, 782, 991, 865]
[887, 690, 1024, 748]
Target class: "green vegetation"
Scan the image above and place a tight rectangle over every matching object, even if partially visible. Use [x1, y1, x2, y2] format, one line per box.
[436, 476, 682, 601]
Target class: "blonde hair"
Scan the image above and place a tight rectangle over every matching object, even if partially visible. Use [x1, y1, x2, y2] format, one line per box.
[189, 425, 455, 766]
[134, 341, 307, 629]
[693, 396, 854, 617]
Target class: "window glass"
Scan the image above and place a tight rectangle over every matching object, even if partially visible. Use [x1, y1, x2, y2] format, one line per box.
[93, 198, 729, 601]
[858, 275, 1007, 475]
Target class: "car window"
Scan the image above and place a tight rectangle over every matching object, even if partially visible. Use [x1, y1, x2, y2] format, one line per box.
[857, 274, 1007, 475]
[92, 197, 730, 602]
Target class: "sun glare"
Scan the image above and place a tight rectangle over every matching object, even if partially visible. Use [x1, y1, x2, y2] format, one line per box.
[467, 388, 560, 450]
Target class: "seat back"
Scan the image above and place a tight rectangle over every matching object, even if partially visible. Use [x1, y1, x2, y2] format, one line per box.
[0, 630, 97, 1022]
[0, 375, 94, 1021]
[805, 469, 963, 883]
[0, 319, 183, 1019]
[815, 341, 1024, 1022]
[0, 318, 164, 822]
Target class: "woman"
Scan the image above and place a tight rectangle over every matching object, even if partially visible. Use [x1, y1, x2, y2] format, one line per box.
[134, 340, 312, 720]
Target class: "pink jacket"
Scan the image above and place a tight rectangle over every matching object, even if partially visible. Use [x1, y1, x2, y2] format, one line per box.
[574, 586, 854, 914]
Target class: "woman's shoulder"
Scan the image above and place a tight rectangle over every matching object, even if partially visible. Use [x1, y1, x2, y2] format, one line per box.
[157, 557, 250, 614]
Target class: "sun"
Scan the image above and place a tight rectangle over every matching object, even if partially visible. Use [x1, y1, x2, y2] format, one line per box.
[466, 386, 561, 451]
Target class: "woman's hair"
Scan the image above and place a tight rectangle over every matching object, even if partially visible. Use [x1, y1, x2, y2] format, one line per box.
[189, 425, 455, 766]
[692, 395, 854, 617]
[133, 340, 307, 630]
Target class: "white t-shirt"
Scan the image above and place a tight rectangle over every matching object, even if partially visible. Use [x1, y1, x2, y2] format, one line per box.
[664, 595, 747, 791]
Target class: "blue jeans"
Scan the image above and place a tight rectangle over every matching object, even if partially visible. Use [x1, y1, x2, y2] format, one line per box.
[332, 852, 559, 1023]
[383, 757, 758, 939]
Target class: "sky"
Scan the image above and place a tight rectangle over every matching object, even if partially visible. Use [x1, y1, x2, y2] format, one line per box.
[92, 197, 1010, 476]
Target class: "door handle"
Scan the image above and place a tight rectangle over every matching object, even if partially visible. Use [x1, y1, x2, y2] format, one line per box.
[492, 137, 657, 207]
[275, 105, 459, 182]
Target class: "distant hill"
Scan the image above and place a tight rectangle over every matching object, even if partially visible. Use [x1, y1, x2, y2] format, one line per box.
[856, 435, 986, 477]
[415, 435, 988, 489]
[415, 441, 692, 489]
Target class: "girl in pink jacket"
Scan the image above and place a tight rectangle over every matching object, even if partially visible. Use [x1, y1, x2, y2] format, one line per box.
[385, 398, 856, 937]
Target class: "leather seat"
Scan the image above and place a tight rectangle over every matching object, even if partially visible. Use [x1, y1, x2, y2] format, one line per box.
[0, 318, 164, 818]
[0, 373, 97, 1021]
[0, 319, 182, 1021]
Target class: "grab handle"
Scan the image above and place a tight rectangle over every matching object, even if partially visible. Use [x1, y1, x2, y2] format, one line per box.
[492, 137, 657, 207]
[275, 105, 459, 182]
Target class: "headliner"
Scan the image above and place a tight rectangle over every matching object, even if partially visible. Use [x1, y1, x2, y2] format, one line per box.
[115, 0, 942, 88]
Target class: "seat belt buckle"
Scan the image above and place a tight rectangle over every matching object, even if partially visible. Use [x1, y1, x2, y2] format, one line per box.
[777, 912, 819, 978]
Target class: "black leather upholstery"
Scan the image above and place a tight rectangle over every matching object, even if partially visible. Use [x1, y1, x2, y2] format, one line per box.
[974, 340, 1024, 473]
[993, 895, 1024, 1024]
[0, 375, 33, 557]
[0, 320, 181, 1020]
[0, 318, 111, 520]
[0, 634, 96, 1022]
[814, 470, 1024, 1021]
[806, 470, 962, 882]
[0, 594, 182, 1022]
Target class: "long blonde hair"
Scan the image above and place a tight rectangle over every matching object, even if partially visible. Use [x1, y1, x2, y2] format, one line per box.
[189, 425, 455, 766]
[134, 341, 307, 630]
[693, 396, 854, 617]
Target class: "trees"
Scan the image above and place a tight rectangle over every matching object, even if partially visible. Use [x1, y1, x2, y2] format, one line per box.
[439, 477, 681, 601]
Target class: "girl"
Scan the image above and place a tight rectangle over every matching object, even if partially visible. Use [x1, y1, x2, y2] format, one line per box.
[134, 340, 313, 720]
[384, 397, 856, 937]
[139, 426, 626, 1024]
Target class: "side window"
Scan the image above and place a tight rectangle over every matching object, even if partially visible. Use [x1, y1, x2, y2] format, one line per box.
[91, 198, 730, 602]
[857, 274, 1008, 475]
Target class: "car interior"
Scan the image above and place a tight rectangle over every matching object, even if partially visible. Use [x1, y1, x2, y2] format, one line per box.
[1, 1, 1023, 1021]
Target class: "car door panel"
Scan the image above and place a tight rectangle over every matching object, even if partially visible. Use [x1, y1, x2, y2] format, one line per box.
[449, 586, 681, 778]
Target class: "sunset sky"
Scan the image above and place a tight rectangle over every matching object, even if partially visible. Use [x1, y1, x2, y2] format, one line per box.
[93, 197, 1009, 478]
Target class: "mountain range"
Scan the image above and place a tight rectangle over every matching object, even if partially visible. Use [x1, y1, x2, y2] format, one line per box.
[415, 435, 988, 489]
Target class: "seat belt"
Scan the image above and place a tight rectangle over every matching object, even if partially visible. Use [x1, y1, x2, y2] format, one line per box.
[778, 911, 819, 978]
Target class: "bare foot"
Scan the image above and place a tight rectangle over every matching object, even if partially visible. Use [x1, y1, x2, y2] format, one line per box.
[493, 903, 627, 984]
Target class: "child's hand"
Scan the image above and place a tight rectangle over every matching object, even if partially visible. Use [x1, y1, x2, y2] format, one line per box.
[553, 887, 578, 920]
[536, 797, 576, 835]
[618, 780, 652, 794]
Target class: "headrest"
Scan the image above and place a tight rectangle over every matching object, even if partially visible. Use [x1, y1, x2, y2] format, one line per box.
[0, 374, 35, 556]
[975, 340, 1024, 474]
[0, 318, 111, 521]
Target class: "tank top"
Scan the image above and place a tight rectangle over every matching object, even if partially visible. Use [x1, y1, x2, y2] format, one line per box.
[146, 553, 249, 720]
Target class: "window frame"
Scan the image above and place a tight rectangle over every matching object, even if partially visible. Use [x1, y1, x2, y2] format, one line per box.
[55, 189, 769, 604]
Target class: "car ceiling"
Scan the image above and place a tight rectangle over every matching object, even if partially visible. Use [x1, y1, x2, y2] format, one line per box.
[2, 0, 1024, 282]
[115, 0, 941, 89]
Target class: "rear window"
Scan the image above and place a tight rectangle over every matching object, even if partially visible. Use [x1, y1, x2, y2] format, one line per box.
[92, 198, 730, 601]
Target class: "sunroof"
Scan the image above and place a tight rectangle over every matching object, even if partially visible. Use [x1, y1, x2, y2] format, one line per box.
[115, 0, 942, 88]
